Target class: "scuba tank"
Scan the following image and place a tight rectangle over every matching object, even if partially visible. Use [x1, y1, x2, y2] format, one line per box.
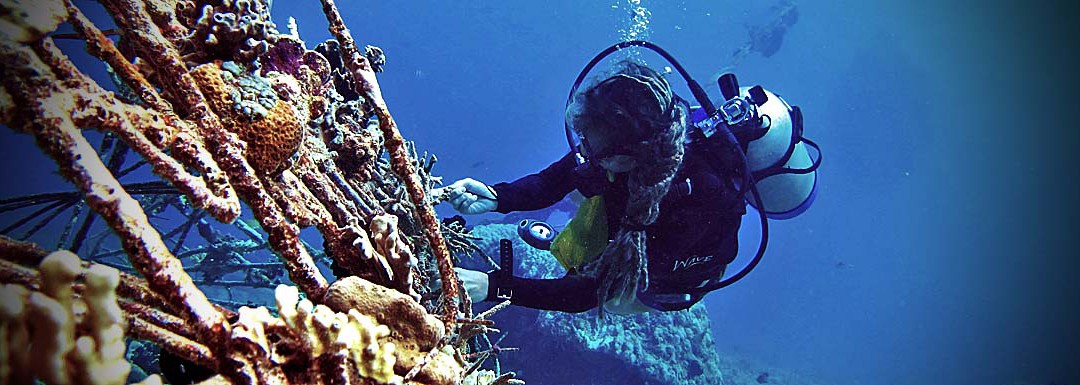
[691, 74, 820, 219]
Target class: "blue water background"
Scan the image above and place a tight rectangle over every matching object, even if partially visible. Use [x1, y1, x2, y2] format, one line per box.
[1, 1, 1077, 384]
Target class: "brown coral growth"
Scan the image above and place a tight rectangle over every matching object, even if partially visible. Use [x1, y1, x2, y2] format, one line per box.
[189, 62, 303, 175]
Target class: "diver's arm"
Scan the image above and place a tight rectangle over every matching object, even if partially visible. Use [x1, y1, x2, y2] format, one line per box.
[490, 152, 578, 213]
[486, 271, 600, 313]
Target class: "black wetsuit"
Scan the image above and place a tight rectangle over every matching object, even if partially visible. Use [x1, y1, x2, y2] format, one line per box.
[486, 141, 747, 312]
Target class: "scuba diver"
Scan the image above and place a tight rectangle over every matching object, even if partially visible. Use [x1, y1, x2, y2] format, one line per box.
[439, 41, 820, 314]
[716, 0, 799, 76]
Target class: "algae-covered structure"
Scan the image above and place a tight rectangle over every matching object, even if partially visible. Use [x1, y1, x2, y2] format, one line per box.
[0, 0, 509, 383]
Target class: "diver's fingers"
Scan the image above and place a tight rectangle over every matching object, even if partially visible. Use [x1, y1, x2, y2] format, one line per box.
[447, 178, 473, 192]
[430, 187, 448, 201]
[451, 191, 473, 206]
[465, 200, 491, 214]
[463, 181, 496, 200]
[442, 185, 463, 200]
[450, 191, 475, 210]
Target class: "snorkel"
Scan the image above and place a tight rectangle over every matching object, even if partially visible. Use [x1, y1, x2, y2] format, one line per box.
[565, 40, 821, 291]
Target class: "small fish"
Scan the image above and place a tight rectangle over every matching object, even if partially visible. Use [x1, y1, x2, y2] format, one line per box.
[241, 218, 261, 229]
[470, 161, 485, 169]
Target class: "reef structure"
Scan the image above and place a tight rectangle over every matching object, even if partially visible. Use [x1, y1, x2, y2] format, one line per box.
[0, 0, 495, 383]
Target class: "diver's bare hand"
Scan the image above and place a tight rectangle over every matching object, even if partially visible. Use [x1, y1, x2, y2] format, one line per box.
[441, 178, 497, 215]
[454, 267, 489, 303]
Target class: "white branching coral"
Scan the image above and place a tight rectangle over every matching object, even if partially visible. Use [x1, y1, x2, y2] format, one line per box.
[276, 284, 400, 383]
[0, 250, 162, 385]
[222, 284, 402, 384]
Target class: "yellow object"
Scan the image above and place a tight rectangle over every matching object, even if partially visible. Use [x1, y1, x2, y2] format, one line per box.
[551, 195, 609, 270]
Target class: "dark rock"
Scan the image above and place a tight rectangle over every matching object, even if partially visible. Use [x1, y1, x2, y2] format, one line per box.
[466, 224, 725, 385]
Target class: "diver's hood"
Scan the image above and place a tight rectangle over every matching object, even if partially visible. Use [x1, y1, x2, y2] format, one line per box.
[567, 71, 678, 163]
[594, 73, 674, 121]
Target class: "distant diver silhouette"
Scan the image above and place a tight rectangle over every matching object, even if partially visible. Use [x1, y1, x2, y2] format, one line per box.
[715, 0, 800, 78]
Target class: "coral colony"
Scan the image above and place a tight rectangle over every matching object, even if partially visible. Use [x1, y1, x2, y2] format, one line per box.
[0, 0, 520, 383]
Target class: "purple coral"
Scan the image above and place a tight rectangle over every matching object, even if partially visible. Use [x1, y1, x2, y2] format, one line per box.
[302, 50, 332, 85]
[260, 37, 306, 76]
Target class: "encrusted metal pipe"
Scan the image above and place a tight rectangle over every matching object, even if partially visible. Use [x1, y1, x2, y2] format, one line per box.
[98, 0, 329, 303]
[0, 36, 231, 351]
[319, 0, 461, 329]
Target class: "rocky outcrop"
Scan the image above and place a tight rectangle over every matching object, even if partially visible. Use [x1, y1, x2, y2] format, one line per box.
[466, 224, 724, 385]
